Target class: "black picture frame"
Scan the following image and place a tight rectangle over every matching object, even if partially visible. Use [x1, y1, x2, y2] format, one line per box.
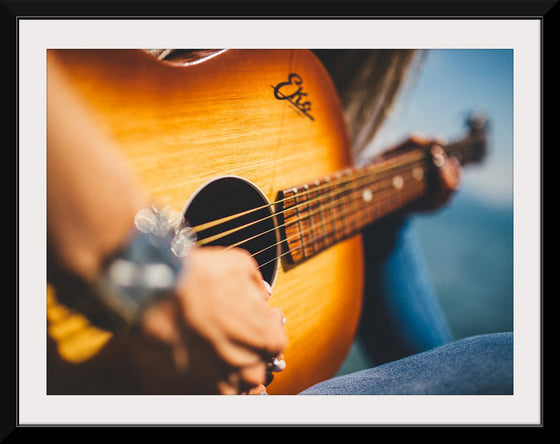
[3, 0, 553, 434]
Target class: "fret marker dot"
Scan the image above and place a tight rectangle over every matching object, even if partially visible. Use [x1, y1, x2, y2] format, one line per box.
[412, 167, 424, 181]
[362, 189, 373, 202]
[392, 175, 404, 189]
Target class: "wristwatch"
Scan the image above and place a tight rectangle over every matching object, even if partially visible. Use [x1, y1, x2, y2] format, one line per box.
[95, 206, 197, 331]
[52, 205, 197, 333]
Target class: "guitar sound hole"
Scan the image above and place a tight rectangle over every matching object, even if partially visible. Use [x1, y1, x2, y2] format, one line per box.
[184, 176, 279, 286]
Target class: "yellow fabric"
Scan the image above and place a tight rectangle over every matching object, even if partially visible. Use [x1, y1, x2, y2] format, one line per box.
[47, 285, 112, 363]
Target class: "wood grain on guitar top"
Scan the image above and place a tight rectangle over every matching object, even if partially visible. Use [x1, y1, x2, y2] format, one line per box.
[48, 49, 364, 395]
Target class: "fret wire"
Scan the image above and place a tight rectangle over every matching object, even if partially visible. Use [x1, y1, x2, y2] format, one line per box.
[349, 171, 360, 232]
[309, 181, 324, 251]
[303, 184, 318, 255]
[294, 189, 307, 260]
[337, 172, 351, 237]
[324, 176, 340, 243]
[315, 180, 329, 249]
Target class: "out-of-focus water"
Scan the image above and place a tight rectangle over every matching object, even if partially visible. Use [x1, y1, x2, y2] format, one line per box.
[413, 192, 513, 339]
[336, 191, 514, 376]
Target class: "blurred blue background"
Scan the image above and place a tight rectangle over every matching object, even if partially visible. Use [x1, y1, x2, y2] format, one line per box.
[338, 49, 513, 375]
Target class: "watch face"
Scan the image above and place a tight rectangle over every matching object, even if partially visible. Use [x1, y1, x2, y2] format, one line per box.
[98, 227, 183, 327]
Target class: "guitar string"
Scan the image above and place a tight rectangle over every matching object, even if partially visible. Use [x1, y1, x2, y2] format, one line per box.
[188, 139, 476, 236]
[190, 150, 428, 235]
[250, 141, 481, 268]
[195, 155, 428, 247]
[253, 179, 428, 270]
[221, 164, 427, 252]
[194, 150, 431, 246]
[221, 171, 426, 254]
[188, 137, 479, 236]
[245, 176, 427, 265]
[194, 142, 479, 248]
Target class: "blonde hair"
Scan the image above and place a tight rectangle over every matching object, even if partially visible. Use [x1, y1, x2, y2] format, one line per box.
[313, 50, 425, 156]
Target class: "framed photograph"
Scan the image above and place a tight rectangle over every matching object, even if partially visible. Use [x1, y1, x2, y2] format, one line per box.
[5, 0, 549, 430]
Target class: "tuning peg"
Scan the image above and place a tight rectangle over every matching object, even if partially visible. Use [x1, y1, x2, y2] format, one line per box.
[464, 111, 489, 163]
[466, 110, 489, 135]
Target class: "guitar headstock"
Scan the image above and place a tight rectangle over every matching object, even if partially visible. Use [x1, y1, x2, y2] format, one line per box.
[463, 110, 489, 164]
[441, 111, 489, 166]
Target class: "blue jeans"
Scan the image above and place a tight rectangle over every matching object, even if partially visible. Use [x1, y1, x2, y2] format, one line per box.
[358, 216, 454, 365]
[299, 332, 513, 394]
[299, 217, 513, 395]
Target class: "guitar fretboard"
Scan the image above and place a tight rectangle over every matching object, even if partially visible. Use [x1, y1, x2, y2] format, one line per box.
[278, 129, 486, 264]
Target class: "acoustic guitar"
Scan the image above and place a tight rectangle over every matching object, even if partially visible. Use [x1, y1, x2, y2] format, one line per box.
[46, 49, 487, 395]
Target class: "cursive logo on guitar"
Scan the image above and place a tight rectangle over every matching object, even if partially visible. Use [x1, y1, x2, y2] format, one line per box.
[272, 73, 314, 121]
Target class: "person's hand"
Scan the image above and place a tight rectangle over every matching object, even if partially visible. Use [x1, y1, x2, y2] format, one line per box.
[128, 247, 287, 395]
[384, 134, 462, 213]
[419, 142, 462, 212]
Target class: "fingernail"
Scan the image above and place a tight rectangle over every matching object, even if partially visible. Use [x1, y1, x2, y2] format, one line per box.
[260, 390, 268, 395]
[271, 358, 286, 372]
[433, 153, 445, 168]
[281, 316, 286, 326]
[263, 280, 272, 296]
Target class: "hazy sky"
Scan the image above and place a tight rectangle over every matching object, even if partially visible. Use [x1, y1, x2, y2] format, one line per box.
[363, 49, 513, 208]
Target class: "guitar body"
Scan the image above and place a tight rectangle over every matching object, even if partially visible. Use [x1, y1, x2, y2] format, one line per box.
[48, 49, 364, 395]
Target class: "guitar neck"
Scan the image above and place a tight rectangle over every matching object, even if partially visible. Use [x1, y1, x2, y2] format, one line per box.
[278, 120, 487, 265]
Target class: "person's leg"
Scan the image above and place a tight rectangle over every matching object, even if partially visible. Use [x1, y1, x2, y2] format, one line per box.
[358, 216, 454, 365]
[299, 332, 513, 395]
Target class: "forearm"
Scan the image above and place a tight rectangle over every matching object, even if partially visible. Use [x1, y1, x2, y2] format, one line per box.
[47, 55, 149, 282]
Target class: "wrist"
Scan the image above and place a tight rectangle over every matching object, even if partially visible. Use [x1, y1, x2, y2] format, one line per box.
[51, 205, 197, 333]
[48, 194, 151, 283]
